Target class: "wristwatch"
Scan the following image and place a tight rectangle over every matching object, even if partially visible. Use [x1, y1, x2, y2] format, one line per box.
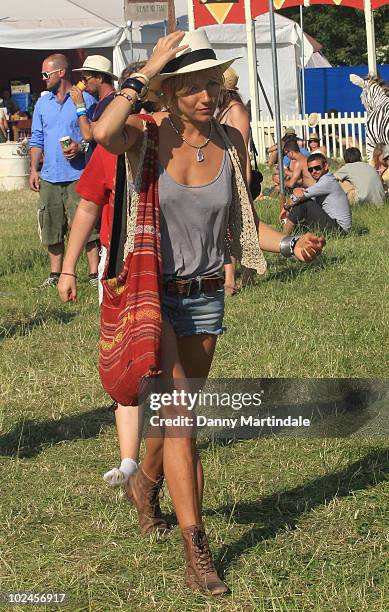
[120, 77, 148, 101]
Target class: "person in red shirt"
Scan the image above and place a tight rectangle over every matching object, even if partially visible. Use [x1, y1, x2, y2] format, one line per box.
[57, 143, 141, 487]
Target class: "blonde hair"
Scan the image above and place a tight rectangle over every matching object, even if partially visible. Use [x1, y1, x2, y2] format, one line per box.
[161, 66, 224, 109]
[372, 143, 386, 169]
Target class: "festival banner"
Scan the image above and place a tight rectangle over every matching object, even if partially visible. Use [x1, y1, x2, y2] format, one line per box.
[192, 0, 385, 27]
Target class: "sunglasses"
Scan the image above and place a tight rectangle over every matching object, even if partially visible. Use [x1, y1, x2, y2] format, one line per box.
[41, 69, 62, 80]
[308, 164, 323, 174]
[81, 75, 95, 83]
[308, 139, 319, 143]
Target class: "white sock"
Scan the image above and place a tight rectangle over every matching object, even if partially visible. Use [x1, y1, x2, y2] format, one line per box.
[103, 458, 138, 487]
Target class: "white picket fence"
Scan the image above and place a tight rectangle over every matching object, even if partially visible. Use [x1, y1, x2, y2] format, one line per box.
[253, 112, 367, 163]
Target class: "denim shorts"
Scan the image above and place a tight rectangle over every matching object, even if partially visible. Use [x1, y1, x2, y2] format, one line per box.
[162, 286, 225, 337]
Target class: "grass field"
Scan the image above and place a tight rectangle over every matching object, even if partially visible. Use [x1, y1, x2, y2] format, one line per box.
[0, 188, 388, 611]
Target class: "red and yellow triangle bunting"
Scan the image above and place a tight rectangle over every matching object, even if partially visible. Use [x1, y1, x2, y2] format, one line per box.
[200, 1, 236, 24]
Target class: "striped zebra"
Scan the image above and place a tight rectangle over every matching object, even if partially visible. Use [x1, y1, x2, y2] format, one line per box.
[350, 74, 389, 160]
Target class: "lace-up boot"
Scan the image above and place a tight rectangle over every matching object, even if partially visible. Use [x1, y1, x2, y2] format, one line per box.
[181, 525, 229, 595]
[125, 467, 168, 536]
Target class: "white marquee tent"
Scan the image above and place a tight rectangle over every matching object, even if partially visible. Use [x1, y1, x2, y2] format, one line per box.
[0, 0, 330, 117]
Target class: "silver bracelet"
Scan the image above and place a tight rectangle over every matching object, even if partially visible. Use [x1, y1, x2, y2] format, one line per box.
[279, 235, 301, 258]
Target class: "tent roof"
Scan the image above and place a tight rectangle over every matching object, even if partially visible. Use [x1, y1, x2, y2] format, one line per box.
[0, 0, 188, 29]
[0, 2, 330, 68]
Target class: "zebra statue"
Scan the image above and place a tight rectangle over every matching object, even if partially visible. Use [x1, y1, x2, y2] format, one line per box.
[350, 74, 389, 160]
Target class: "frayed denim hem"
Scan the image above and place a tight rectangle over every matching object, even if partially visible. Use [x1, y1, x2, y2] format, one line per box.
[175, 326, 226, 338]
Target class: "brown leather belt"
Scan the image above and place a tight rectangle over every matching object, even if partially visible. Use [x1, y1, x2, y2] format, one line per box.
[164, 276, 224, 297]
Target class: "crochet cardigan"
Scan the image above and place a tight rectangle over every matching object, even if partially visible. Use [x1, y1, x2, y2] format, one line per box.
[124, 116, 267, 276]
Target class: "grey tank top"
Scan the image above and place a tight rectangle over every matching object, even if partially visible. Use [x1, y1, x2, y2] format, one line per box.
[158, 149, 232, 279]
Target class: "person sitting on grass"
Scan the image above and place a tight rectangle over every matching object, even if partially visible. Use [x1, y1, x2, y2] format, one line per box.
[267, 128, 308, 169]
[307, 133, 327, 156]
[370, 143, 389, 196]
[283, 139, 315, 190]
[269, 134, 310, 194]
[335, 147, 385, 205]
[281, 153, 352, 235]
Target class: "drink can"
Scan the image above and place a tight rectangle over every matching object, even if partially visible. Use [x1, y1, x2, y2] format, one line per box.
[59, 136, 72, 150]
[76, 81, 86, 91]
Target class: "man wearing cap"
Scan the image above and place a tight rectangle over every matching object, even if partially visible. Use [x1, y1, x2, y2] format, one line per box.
[70, 56, 117, 163]
[29, 53, 99, 288]
[268, 129, 309, 172]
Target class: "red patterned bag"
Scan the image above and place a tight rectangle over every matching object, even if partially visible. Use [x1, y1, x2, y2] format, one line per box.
[99, 117, 162, 406]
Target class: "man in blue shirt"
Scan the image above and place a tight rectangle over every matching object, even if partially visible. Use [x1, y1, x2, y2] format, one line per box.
[29, 53, 99, 288]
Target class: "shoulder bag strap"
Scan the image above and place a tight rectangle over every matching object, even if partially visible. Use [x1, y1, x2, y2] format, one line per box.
[107, 154, 127, 278]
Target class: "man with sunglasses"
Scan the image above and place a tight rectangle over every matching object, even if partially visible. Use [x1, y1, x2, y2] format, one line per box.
[29, 53, 99, 288]
[281, 153, 352, 235]
[70, 56, 117, 163]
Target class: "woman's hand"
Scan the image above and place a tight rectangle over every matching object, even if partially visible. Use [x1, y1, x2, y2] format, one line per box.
[58, 274, 77, 303]
[294, 233, 326, 262]
[70, 86, 85, 106]
[140, 31, 188, 81]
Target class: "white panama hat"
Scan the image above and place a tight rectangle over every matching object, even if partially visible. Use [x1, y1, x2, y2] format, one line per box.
[307, 112, 320, 128]
[73, 55, 118, 80]
[155, 30, 241, 85]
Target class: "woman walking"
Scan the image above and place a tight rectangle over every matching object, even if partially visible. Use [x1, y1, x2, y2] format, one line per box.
[89, 30, 324, 595]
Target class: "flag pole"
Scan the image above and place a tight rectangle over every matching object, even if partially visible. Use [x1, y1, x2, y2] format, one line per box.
[364, 0, 377, 75]
[299, 6, 306, 119]
[168, 0, 176, 32]
[244, 0, 261, 155]
[188, 0, 195, 30]
[268, 0, 285, 194]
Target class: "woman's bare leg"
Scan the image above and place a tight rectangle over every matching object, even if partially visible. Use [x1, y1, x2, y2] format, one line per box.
[177, 332, 218, 510]
[115, 404, 143, 460]
[140, 322, 217, 527]
[138, 322, 218, 523]
[103, 404, 144, 485]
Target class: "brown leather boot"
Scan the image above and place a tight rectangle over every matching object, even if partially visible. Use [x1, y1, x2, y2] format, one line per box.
[181, 525, 229, 596]
[125, 467, 169, 536]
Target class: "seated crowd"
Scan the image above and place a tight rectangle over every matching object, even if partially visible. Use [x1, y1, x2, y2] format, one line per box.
[267, 128, 388, 235]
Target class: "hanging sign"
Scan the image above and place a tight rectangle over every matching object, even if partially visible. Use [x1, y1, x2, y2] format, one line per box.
[125, 0, 168, 22]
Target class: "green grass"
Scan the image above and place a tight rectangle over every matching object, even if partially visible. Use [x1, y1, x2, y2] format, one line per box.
[0, 189, 388, 611]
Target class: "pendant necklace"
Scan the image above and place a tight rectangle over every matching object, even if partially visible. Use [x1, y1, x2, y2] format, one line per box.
[168, 115, 213, 162]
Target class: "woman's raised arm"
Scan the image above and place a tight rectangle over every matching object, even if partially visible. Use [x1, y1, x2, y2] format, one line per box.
[93, 31, 188, 154]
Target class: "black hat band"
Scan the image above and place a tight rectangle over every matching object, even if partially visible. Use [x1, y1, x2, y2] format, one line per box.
[162, 49, 217, 74]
